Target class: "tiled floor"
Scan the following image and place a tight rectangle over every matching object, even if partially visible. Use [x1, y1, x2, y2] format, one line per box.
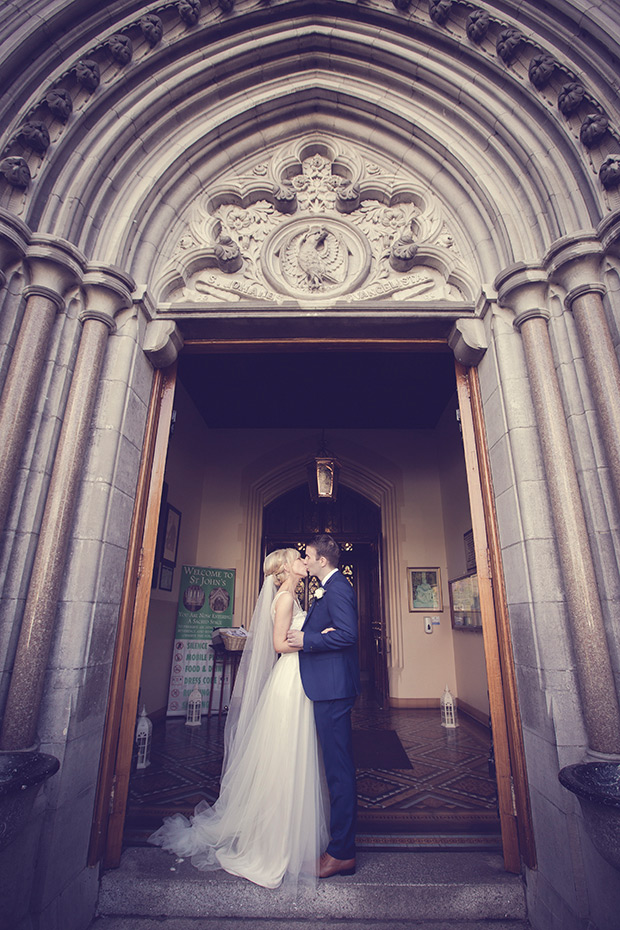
[125, 695, 500, 851]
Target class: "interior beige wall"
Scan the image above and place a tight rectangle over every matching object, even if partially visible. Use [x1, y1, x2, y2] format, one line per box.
[140, 377, 488, 714]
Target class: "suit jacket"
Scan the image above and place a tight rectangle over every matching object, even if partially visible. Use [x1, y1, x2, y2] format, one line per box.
[298, 570, 361, 701]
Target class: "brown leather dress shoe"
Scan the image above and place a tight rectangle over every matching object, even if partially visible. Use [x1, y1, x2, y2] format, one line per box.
[318, 852, 356, 878]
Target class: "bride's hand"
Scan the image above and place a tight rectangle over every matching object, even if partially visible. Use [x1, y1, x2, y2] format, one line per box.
[321, 627, 335, 634]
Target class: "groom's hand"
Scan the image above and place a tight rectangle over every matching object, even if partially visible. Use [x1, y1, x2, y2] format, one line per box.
[286, 629, 304, 649]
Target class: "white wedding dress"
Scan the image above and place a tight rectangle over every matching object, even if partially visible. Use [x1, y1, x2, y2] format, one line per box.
[149, 592, 329, 890]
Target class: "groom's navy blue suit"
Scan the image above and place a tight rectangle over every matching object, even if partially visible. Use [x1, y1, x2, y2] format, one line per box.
[299, 570, 360, 861]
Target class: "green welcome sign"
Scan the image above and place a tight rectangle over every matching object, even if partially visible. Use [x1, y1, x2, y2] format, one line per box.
[166, 565, 236, 716]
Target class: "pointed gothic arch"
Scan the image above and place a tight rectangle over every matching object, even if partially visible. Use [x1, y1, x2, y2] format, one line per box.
[238, 450, 406, 666]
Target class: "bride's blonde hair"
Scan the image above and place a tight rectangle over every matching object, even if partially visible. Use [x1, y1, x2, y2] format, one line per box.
[263, 548, 300, 587]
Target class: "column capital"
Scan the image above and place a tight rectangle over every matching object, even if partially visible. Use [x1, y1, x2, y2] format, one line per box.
[597, 208, 620, 257]
[80, 264, 136, 332]
[564, 282, 607, 312]
[24, 235, 86, 311]
[0, 208, 31, 284]
[493, 263, 548, 319]
[543, 231, 604, 293]
[448, 317, 487, 367]
[143, 320, 184, 368]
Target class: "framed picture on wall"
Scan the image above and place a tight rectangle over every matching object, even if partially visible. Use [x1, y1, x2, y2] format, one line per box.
[407, 568, 442, 612]
[159, 564, 174, 591]
[449, 572, 482, 631]
[162, 504, 182, 567]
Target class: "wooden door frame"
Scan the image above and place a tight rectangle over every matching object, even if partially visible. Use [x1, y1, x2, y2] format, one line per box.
[455, 361, 535, 871]
[90, 342, 534, 873]
[88, 363, 177, 868]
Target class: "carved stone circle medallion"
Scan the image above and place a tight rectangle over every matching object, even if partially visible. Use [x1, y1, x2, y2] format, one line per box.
[261, 216, 372, 300]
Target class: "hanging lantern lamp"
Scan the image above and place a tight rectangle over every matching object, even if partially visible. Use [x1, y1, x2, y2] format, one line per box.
[307, 433, 341, 502]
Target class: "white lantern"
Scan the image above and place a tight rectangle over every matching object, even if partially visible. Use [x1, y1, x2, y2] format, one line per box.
[185, 686, 202, 727]
[440, 685, 459, 728]
[135, 706, 153, 768]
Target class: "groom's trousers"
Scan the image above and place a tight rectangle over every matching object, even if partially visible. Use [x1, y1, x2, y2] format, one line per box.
[313, 695, 357, 860]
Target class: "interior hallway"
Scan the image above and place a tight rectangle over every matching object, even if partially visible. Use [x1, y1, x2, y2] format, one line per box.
[125, 697, 500, 853]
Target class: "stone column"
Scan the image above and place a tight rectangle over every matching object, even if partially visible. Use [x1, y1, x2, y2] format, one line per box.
[0, 267, 134, 751]
[545, 235, 620, 511]
[496, 266, 620, 757]
[0, 236, 85, 539]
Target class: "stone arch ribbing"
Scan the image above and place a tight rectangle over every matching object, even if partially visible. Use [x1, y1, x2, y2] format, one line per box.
[1, 2, 619, 289]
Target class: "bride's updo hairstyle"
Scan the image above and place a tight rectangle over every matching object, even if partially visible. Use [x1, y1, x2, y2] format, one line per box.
[264, 548, 300, 587]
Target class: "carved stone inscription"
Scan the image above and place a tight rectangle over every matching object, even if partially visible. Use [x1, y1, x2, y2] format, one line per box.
[161, 140, 468, 305]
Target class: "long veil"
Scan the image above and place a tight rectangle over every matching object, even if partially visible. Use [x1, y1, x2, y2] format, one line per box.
[222, 574, 277, 772]
[149, 571, 328, 892]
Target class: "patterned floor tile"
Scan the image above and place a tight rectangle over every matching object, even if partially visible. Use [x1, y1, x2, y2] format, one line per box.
[125, 701, 500, 846]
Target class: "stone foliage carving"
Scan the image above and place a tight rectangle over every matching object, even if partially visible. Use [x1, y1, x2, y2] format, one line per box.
[108, 34, 133, 65]
[466, 10, 489, 44]
[600, 156, 620, 190]
[20, 121, 50, 154]
[140, 14, 163, 47]
[0, 156, 31, 189]
[76, 59, 100, 91]
[160, 139, 469, 306]
[558, 82, 585, 117]
[393, 0, 411, 10]
[429, 0, 452, 27]
[214, 231, 242, 273]
[46, 88, 73, 122]
[178, 0, 201, 26]
[219, 0, 234, 11]
[497, 28, 522, 64]
[580, 113, 608, 148]
[528, 54, 556, 89]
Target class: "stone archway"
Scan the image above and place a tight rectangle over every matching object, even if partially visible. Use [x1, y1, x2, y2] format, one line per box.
[2, 4, 620, 928]
[238, 448, 405, 668]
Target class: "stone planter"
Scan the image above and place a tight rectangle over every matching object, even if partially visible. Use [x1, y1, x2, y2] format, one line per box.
[559, 762, 620, 870]
[0, 750, 60, 850]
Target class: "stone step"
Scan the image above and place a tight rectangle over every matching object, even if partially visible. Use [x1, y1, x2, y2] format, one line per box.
[95, 848, 530, 926]
[90, 921, 531, 930]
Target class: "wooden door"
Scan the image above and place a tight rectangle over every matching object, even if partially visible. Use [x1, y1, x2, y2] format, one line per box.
[88, 364, 177, 868]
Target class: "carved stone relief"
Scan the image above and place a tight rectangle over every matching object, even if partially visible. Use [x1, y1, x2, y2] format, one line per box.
[159, 139, 471, 306]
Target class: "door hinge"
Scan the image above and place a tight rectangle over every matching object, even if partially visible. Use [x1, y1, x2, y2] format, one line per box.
[510, 776, 518, 816]
[137, 546, 145, 582]
[109, 776, 117, 815]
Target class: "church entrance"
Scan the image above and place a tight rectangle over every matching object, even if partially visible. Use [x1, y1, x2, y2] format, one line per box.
[90, 341, 533, 877]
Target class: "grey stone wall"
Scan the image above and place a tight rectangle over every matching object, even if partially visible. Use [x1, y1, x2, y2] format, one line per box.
[0, 304, 153, 930]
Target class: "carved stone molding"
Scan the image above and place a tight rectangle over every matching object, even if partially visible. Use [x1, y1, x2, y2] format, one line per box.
[80, 265, 136, 331]
[564, 282, 607, 312]
[543, 233, 603, 293]
[448, 318, 488, 366]
[494, 263, 549, 323]
[157, 137, 473, 307]
[0, 208, 31, 278]
[24, 235, 86, 307]
[143, 320, 184, 368]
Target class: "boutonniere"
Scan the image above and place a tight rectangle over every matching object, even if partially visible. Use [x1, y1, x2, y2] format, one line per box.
[314, 587, 326, 600]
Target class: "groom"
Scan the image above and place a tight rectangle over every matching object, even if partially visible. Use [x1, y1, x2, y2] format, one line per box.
[286, 533, 360, 878]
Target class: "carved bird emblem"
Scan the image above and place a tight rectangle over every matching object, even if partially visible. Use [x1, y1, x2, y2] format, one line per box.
[295, 226, 340, 290]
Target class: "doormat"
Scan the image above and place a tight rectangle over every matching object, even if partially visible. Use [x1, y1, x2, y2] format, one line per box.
[356, 831, 502, 852]
[353, 728, 412, 770]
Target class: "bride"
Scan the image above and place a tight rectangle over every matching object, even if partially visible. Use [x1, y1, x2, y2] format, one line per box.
[149, 548, 329, 890]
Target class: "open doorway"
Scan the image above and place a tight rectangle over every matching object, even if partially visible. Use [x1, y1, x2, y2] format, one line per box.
[92, 344, 530, 872]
